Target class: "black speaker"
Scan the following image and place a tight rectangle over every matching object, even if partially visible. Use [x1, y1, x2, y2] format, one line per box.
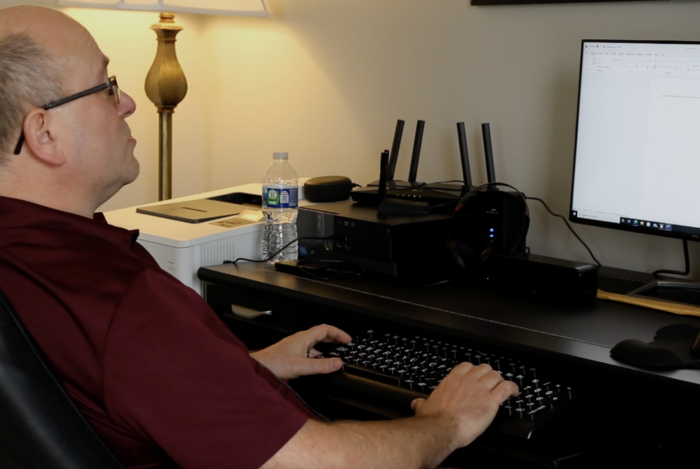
[448, 182, 530, 274]
[485, 252, 598, 303]
[304, 176, 353, 203]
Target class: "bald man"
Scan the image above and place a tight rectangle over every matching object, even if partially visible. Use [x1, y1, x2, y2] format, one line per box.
[0, 6, 517, 469]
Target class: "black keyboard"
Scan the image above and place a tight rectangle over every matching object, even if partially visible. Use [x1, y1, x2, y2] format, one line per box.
[314, 329, 577, 439]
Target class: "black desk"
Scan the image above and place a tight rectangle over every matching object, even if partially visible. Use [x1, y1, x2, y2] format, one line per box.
[198, 262, 700, 468]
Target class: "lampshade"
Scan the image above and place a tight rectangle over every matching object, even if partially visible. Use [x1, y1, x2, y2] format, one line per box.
[57, 0, 270, 17]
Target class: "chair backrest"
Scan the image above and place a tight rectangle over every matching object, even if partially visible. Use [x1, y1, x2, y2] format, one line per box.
[0, 289, 126, 469]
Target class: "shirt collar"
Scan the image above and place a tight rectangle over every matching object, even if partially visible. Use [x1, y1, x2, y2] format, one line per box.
[0, 196, 141, 250]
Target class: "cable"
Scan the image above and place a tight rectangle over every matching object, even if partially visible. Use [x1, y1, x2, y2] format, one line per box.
[652, 239, 690, 278]
[428, 199, 460, 213]
[225, 236, 338, 265]
[427, 179, 465, 185]
[526, 197, 601, 266]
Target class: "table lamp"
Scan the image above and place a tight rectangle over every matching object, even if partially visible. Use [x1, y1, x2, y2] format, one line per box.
[57, 0, 270, 200]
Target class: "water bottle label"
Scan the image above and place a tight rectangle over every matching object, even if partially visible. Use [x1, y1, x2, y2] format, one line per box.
[263, 186, 298, 209]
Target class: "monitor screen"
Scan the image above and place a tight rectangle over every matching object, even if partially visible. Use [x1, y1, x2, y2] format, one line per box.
[570, 40, 700, 242]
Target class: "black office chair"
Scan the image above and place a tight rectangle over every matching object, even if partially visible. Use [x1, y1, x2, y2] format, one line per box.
[0, 289, 126, 469]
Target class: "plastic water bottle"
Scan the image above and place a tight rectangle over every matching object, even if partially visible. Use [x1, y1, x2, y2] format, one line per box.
[261, 152, 299, 264]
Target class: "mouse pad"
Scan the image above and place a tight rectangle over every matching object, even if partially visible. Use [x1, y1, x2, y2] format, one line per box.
[610, 323, 700, 368]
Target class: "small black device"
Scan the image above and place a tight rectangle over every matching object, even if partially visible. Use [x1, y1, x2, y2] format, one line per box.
[304, 176, 353, 203]
[484, 252, 598, 302]
[296, 200, 454, 281]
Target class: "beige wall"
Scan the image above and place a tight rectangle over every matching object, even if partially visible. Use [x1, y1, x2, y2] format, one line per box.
[4, 0, 700, 275]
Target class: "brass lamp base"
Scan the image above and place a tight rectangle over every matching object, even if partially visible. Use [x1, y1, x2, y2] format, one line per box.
[144, 12, 188, 201]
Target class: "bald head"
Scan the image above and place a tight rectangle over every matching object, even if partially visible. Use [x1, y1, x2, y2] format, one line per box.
[0, 5, 78, 43]
[0, 6, 101, 80]
[0, 6, 90, 159]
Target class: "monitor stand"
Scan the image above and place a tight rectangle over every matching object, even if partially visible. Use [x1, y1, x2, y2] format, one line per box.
[627, 280, 700, 309]
[625, 239, 700, 308]
[627, 239, 700, 307]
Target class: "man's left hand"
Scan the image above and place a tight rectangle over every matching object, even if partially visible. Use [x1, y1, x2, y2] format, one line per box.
[250, 324, 352, 379]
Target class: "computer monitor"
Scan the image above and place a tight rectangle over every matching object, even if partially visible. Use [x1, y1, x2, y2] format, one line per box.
[570, 40, 700, 244]
[570, 39, 700, 304]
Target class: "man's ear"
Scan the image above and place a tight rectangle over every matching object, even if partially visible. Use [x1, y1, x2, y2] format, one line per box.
[22, 108, 65, 166]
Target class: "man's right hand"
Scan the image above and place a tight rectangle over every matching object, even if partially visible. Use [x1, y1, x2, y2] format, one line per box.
[410, 363, 519, 450]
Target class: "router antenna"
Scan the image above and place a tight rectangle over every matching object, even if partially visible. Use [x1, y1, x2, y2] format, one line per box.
[378, 149, 390, 202]
[457, 122, 472, 188]
[481, 123, 496, 183]
[408, 120, 425, 183]
[387, 120, 404, 181]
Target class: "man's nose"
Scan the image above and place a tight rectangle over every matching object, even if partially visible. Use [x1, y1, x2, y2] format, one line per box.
[118, 90, 136, 118]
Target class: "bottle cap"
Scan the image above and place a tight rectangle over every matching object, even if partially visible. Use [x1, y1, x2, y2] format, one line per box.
[273, 152, 288, 160]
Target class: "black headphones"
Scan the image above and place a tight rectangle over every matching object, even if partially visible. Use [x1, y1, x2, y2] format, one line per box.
[448, 182, 530, 274]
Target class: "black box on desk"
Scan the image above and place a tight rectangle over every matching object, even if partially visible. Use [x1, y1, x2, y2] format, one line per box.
[484, 252, 598, 303]
[297, 201, 455, 281]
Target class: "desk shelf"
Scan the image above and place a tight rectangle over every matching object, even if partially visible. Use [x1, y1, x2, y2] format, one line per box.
[199, 262, 700, 468]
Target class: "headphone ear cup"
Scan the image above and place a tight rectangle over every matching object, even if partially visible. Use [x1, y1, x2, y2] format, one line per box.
[478, 246, 497, 268]
[449, 240, 475, 271]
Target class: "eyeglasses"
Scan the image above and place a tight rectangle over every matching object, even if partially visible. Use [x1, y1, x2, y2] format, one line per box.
[13, 76, 120, 155]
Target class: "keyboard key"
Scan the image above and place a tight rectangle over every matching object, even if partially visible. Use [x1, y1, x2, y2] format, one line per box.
[526, 405, 549, 421]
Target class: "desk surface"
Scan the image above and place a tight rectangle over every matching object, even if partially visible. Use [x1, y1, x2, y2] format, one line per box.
[199, 262, 700, 392]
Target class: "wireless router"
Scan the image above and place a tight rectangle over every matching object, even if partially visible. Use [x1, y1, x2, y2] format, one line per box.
[351, 120, 474, 209]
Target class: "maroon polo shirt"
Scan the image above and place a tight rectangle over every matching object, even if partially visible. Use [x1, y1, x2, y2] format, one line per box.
[0, 196, 314, 469]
